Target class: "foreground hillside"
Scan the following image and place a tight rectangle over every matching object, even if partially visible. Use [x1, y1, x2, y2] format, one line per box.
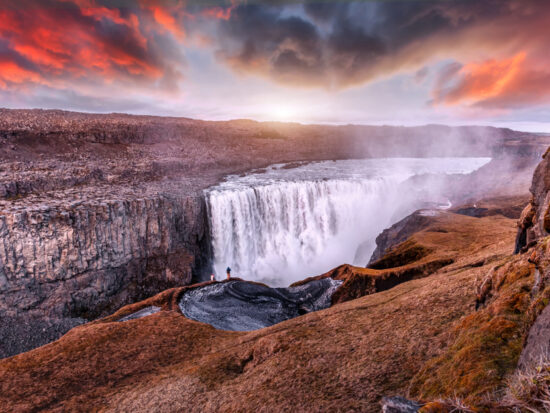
[0, 198, 522, 412]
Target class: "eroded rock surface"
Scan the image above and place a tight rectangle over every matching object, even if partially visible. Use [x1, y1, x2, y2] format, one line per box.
[518, 303, 550, 369]
[368, 211, 433, 265]
[179, 278, 342, 331]
[381, 397, 421, 413]
[119, 306, 161, 322]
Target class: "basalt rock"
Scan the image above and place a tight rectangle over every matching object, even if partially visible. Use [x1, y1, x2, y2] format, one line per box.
[515, 149, 550, 252]
[0, 194, 210, 358]
[381, 396, 421, 413]
[179, 278, 342, 331]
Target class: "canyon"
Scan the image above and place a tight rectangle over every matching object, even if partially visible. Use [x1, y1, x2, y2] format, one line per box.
[1, 109, 550, 412]
[2, 109, 546, 358]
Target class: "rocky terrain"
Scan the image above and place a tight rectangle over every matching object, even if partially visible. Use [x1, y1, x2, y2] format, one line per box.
[0, 193, 524, 412]
[1, 108, 550, 384]
[1, 109, 546, 359]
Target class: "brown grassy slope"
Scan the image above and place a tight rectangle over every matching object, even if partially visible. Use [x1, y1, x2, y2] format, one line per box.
[294, 211, 516, 305]
[410, 237, 550, 408]
[409, 256, 534, 403]
[0, 210, 518, 413]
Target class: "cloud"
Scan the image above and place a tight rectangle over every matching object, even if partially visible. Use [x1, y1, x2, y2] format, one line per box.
[0, 0, 187, 96]
[432, 52, 550, 109]
[1, 0, 550, 116]
[149, 5, 186, 40]
[201, 0, 237, 21]
[211, 0, 550, 106]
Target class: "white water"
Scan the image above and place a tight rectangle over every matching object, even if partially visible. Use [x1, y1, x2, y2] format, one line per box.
[206, 158, 490, 286]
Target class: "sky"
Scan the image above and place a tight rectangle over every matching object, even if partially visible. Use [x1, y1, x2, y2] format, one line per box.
[1, 0, 550, 131]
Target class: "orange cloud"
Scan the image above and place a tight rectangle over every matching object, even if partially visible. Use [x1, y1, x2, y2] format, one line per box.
[432, 52, 550, 108]
[0, 0, 184, 92]
[0, 61, 45, 89]
[434, 53, 526, 105]
[150, 6, 186, 40]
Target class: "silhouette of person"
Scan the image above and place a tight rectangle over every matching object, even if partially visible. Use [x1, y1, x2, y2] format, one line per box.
[226, 266, 231, 280]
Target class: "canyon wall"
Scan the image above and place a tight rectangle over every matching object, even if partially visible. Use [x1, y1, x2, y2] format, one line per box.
[0, 194, 210, 357]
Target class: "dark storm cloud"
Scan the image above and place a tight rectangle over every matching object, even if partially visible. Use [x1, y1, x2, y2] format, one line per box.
[215, 1, 460, 87]
[215, 5, 326, 84]
[213, 0, 550, 99]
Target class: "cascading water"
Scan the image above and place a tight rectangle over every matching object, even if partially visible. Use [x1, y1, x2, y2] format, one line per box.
[206, 158, 491, 286]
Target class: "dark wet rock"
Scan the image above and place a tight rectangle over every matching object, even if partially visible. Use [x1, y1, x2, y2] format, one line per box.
[179, 278, 342, 331]
[119, 306, 161, 322]
[368, 211, 433, 265]
[454, 206, 490, 218]
[381, 396, 421, 413]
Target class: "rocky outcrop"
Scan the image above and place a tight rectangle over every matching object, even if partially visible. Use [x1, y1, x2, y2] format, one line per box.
[179, 278, 342, 331]
[516, 149, 550, 252]
[518, 302, 550, 369]
[0, 194, 210, 358]
[406, 152, 550, 411]
[368, 211, 433, 265]
[381, 396, 421, 413]
[331, 259, 454, 304]
[295, 208, 519, 308]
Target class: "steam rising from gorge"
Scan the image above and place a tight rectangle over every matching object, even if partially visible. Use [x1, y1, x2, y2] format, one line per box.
[206, 158, 490, 286]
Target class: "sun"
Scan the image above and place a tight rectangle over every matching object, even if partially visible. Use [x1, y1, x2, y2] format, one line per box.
[264, 104, 300, 122]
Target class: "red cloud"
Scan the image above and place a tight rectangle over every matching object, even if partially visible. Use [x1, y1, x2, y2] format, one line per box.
[202, 0, 237, 21]
[0, 0, 186, 92]
[149, 6, 186, 40]
[0, 61, 45, 89]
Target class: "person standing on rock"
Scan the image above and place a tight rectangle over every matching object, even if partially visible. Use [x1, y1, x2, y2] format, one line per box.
[210, 274, 215, 282]
[226, 267, 231, 280]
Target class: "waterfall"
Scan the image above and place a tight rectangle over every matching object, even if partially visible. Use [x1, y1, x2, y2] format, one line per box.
[206, 158, 491, 286]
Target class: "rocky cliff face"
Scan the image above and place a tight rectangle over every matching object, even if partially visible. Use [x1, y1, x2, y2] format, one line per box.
[516, 148, 550, 252]
[0, 193, 210, 358]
